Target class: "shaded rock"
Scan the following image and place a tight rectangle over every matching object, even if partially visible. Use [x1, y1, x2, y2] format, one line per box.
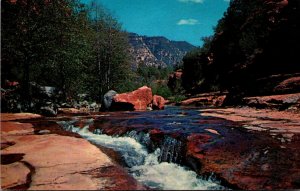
[60, 103, 72, 108]
[274, 77, 300, 93]
[186, 134, 212, 160]
[242, 93, 300, 110]
[112, 86, 153, 111]
[180, 92, 226, 107]
[152, 95, 166, 110]
[40, 105, 57, 117]
[102, 90, 118, 110]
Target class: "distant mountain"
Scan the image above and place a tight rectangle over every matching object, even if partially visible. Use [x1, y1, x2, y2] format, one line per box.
[128, 33, 196, 68]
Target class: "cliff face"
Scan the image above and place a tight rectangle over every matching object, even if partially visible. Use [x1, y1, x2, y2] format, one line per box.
[128, 33, 196, 68]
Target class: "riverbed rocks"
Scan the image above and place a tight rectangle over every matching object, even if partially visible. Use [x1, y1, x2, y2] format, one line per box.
[196, 107, 300, 190]
[0, 113, 146, 190]
[84, 106, 300, 190]
[180, 92, 227, 107]
[242, 93, 300, 110]
[152, 95, 166, 110]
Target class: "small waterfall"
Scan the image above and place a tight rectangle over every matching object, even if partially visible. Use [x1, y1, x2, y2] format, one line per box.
[159, 136, 183, 164]
[57, 118, 225, 190]
[126, 130, 151, 148]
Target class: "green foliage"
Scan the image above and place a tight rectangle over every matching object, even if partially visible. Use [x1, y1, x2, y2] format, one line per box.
[135, 64, 173, 97]
[151, 83, 172, 99]
[182, 0, 300, 96]
[168, 95, 186, 104]
[1, 0, 134, 105]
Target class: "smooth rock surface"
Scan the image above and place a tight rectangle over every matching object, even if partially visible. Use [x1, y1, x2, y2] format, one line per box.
[113, 86, 153, 111]
[1, 162, 30, 189]
[1, 113, 146, 190]
[1, 113, 42, 121]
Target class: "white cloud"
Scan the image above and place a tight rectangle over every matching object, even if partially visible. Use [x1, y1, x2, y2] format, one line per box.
[178, 0, 204, 3]
[177, 19, 199, 25]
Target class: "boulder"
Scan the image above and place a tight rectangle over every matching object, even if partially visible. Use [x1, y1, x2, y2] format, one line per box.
[113, 86, 153, 111]
[152, 95, 166, 110]
[102, 90, 117, 110]
[274, 76, 300, 93]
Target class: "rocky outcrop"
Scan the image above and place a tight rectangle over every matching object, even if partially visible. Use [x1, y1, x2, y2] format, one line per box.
[0, 113, 42, 121]
[242, 93, 300, 110]
[180, 92, 227, 107]
[274, 76, 300, 93]
[128, 33, 196, 68]
[112, 86, 153, 111]
[1, 113, 146, 190]
[197, 107, 300, 189]
[152, 95, 166, 110]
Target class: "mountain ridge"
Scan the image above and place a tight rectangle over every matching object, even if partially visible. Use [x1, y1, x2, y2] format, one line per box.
[128, 32, 196, 68]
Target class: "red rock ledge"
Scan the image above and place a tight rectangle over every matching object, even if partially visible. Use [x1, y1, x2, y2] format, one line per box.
[1, 113, 145, 190]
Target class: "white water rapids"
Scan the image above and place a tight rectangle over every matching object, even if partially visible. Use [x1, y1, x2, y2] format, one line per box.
[57, 119, 224, 190]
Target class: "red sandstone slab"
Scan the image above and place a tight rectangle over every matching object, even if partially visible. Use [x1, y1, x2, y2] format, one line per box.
[1, 113, 42, 122]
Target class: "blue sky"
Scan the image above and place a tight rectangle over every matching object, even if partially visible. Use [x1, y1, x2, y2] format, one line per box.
[83, 0, 230, 46]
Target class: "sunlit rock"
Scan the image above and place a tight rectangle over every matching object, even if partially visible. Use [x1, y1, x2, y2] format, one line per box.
[112, 86, 153, 111]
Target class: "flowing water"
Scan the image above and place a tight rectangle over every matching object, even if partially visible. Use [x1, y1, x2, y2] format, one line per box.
[57, 106, 227, 190]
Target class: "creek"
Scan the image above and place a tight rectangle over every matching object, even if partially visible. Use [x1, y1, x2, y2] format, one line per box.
[57, 106, 229, 190]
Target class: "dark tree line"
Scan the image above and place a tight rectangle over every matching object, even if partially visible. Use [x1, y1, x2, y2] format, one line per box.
[1, 0, 133, 110]
[182, 0, 300, 98]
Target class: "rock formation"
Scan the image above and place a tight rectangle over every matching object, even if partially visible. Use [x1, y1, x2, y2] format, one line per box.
[112, 86, 153, 111]
[128, 33, 196, 68]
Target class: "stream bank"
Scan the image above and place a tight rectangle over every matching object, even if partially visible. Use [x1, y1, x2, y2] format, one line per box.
[1, 105, 300, 190]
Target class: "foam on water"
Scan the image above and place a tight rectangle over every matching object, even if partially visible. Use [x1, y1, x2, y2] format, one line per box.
[57, 120, 224, 190]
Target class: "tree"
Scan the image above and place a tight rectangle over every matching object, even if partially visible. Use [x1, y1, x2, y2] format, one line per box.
[2, 0, 93, 109]
[86, 1, 133, 102]
[182, 0, 300, 96]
